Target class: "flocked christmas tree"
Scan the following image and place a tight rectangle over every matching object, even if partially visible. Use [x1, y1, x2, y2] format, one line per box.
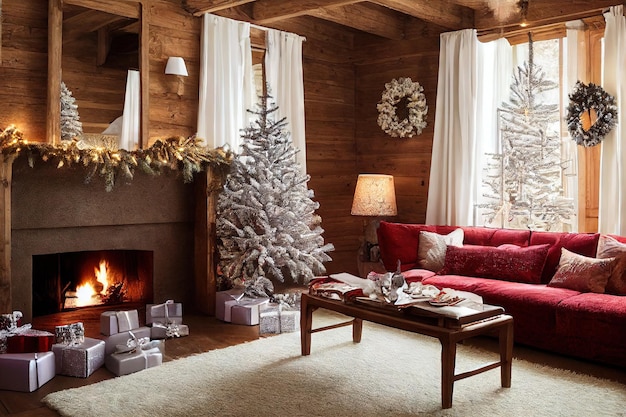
[216, 95, 334, 295]
[60, 81, 83, 141]
[479, 36, 574, 231]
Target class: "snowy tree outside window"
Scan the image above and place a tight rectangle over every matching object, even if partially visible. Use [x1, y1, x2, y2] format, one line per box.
[479, 36, 575, 231]
[216, 95, 334, 293]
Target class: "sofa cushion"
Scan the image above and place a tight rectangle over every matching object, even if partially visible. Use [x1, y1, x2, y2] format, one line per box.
[471, 280, 580, 350]
[547, 248, 614, 293]
[529, 231, 600, 283]
[461, 227, 531, 247]
[438, 244, 550, 284]
[417, 229, 464, 272]
[555, 293, 626, 366]
[596, 235, 626, 295]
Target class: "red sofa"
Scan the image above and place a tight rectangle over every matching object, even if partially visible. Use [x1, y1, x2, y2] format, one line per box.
[377, 221, 626, 368]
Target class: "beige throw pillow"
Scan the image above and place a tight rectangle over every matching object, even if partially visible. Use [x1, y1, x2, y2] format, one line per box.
[596, 234, 626, 295]
[548, 248, 614, 293]
[418, 229, 464, 272]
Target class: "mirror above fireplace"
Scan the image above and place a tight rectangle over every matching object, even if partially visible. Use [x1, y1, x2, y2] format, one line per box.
[47, 0, 149, 147]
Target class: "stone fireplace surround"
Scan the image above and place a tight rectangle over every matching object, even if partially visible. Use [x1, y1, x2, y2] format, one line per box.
[2, 157, 218, 322]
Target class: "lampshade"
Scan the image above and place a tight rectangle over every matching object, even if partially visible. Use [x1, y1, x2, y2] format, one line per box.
[165, 57, 188, 76]
[351, 174, 397, 217]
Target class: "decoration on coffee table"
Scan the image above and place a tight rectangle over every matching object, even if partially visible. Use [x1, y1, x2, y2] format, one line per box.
[216, 94, 334, 290]
[566, 81, 617, 147]
[479, 34, 574, 231]
[376, 77, 428, 138]
[0, 125, 232, 192]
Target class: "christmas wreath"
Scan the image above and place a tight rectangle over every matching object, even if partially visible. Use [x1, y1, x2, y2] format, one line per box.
[566, 81, 618, 147]
[377, 77, 428, 138]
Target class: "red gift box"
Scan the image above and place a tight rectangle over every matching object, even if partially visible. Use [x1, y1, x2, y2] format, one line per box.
[6, 329, 54, 354]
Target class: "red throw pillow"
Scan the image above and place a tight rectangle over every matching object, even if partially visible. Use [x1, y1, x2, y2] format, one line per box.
[548, 248, 614, 293]
[439, 244, 550, 284]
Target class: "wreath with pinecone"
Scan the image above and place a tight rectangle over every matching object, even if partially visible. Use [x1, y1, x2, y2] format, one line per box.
[566, 81, 617, 147]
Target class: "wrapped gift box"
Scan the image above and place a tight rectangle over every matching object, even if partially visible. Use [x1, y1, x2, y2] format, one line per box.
[0, 351, 55, 392]
[102, 327, 151, 355]
[104, 347, 162, 376]
[52, 337, 105, 378]
[259, 304, 300, 334]
[231, 298, 269, 326]
[146, 301, 183, 325]
[5, 329, 54, 354]
[151, 323, 189, 340]
[100, 310, 140, 336]
[215, 289, 244, 322]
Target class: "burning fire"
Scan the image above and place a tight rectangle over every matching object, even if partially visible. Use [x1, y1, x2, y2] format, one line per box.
[73, 260, 112, 307]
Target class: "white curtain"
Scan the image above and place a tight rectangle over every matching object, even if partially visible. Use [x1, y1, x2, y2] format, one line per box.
[563, 21, 587, 232]
[599, 6, 626, 234]
[426, 29, 479, 226]
[473, 38, 513, 226]
[119, 69, 140, 150]
[197, 14, 255, 151]
[265, 29, 307, 174]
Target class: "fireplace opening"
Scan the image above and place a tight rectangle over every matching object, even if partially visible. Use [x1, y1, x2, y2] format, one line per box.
[32, 250, 153, 317]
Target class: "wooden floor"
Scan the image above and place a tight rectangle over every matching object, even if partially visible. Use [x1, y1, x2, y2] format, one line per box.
[1, 302, 625, 416]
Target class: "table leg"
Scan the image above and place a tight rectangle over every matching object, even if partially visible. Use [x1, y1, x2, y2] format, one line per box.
[300, 295, 313, 356]
[499, 319, 514, 388]
[440, 336, 457, 409]
[352, 318, 363, 343]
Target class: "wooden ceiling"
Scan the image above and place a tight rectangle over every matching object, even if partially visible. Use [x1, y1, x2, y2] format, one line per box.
[182, 0, 619, 40]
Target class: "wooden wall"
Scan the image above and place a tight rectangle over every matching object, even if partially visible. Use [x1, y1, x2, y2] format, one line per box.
[353, 25, 441, 227]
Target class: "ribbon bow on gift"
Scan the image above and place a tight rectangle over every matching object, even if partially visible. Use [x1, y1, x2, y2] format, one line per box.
[153, 300, 181, 338]
[55, 322, 85, 346]
[115, 330, 151, 354]
[0, 311, 23, 332]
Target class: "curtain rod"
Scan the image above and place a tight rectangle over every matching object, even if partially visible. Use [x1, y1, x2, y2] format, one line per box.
[249, 23, 307, 42]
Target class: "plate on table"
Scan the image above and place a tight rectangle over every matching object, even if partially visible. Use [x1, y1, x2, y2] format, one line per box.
[428, 297, 464, 307]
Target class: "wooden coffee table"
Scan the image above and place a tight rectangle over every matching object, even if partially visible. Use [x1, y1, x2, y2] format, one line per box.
[300, 292, 514, 409]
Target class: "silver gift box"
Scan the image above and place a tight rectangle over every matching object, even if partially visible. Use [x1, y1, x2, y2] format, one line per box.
[52, 337, 105, 378]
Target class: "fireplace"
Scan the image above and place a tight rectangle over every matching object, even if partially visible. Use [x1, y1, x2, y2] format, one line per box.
[32, 250, 153, 317]
[2, 157, 219, 322]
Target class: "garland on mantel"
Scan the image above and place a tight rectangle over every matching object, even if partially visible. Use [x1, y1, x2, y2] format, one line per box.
[0, 125, 233, 192]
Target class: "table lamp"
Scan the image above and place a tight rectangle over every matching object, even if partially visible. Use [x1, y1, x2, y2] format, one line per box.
[351, 174, 397, 262]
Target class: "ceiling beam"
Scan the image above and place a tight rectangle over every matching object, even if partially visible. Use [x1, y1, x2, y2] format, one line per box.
[309, 3, 406, 39]
[183, 0, 257, 16]
[369, 0, 474, 30]
[251, 0, 365, 23]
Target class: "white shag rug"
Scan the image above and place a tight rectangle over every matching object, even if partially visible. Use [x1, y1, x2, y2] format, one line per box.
[43, 310, 626, 417]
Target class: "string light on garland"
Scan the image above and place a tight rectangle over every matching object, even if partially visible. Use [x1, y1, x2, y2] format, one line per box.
[0, 125, 233, 192]
[566, 81, 618, 147]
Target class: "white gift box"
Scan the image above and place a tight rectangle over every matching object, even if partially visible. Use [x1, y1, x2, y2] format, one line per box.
[100, 310, 140, 336]
[151, 323, 189, 340]
[0, 351, 56, 392]
[104, 347, 162, 376]
[231, 298, 270, 326]
[102, 327, 151, 356]
[146, 301, 183, 325]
